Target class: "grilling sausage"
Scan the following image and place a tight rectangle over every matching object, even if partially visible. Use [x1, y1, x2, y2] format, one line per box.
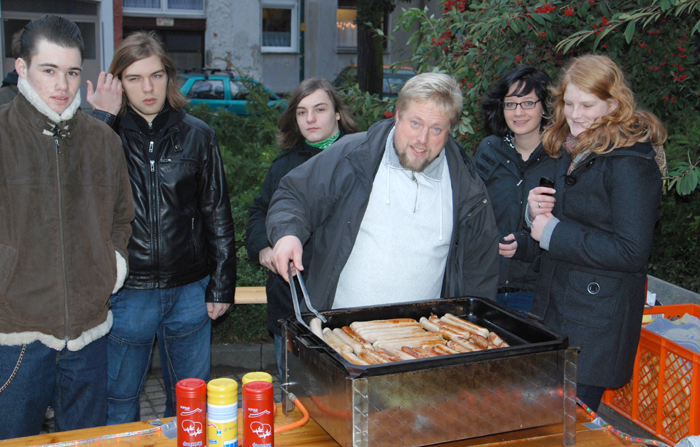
[333, 328, 365, 354]
[310, 317, 324, 339]
[442, 313, 489, 338]
[431, 343, 460, 355]
[350, 319, 418, 331]
[341, 351, 368, 365]
[323, 328, 353, 353]
[469, 333, 489, 349]
[488, 332, 509, 348]
[373, 336, 444, 351]
[341, 326, 372, 350]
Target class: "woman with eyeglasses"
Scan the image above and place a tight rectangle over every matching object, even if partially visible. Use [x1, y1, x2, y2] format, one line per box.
[516, 55, 667, 411]
[473, 66, 554, 312]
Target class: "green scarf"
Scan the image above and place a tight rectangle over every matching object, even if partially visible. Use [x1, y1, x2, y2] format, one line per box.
[306, 131, 340, 150]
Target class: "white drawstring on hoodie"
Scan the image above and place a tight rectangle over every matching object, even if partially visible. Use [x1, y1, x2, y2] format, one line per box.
[333, 126, 453, 309]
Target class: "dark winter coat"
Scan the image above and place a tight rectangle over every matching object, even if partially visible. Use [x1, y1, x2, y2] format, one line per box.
[514, 140, 662, 388]
[474, 135, 555, 291]
[97, 104, 236, 303]
[266, 118, 499, 311]
[246, 141, 324, 335]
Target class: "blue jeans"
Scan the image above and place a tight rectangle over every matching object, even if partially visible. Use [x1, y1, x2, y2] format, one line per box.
[496, 291, 535, 312]
[0, 336, 108, 440]
[107, 277, 211, 424]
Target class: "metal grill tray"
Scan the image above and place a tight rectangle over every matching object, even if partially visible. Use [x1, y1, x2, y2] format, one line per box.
[282, 297, 577, 447]
[285, 296, 569, 378]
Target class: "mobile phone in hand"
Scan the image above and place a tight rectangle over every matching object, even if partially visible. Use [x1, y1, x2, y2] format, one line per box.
[501, 236, 515, 245]
[540, 177, 555, 196]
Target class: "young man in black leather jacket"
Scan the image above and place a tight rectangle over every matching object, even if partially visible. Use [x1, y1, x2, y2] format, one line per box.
[88, 31, 235, 424]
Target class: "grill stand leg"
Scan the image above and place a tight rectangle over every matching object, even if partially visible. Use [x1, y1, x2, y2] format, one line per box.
[563, 348, 578, 446]
[352, 378, 369, 447]
[282, 325, 295, 415]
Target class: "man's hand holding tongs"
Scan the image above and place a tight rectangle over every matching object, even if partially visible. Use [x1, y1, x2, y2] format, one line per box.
[271, 235, 304, 282]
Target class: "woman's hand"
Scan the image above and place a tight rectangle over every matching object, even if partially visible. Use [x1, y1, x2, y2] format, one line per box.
[499, 234, 518, 258]
[528, 186, 556, 221]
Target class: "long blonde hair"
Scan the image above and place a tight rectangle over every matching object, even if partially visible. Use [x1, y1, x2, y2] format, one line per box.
[542, 55, 666, 157]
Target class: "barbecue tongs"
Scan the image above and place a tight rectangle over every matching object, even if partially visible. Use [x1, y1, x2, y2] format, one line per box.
[288, 262, 327, 331]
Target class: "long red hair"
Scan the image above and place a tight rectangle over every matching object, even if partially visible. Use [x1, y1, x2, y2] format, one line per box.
[542, 54, 666, 157]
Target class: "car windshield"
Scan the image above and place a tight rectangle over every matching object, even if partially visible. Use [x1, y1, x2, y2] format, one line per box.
[188, 79, 225, 100]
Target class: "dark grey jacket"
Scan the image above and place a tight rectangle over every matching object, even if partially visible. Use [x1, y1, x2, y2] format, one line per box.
[515, 141, 662, 388]
[266, 118, 499, 311]
[474, 135, 555, 291]
[247, 141, 322, 335]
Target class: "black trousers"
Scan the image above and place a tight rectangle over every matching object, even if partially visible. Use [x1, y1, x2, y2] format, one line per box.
[577, 383, 607, 412]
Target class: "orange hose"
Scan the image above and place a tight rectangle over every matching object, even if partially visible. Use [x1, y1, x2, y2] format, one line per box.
[274, 398, 309, 433]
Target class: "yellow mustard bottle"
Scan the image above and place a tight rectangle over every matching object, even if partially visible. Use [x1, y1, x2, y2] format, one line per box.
[207, 378, 238, 447]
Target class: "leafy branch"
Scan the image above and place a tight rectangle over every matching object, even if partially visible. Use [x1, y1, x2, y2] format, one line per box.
[557, 0, 700, 53]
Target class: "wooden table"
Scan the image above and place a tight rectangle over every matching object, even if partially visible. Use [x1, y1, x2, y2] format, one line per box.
[0, 405, 637, 447]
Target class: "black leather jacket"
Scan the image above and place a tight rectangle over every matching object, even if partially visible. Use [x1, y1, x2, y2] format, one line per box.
[96, 104, 236, 303]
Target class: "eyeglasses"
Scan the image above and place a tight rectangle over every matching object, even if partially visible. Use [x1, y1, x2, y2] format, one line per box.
[503, 100, 541, 110]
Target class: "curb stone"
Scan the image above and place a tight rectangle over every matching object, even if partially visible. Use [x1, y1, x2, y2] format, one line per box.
[151, 343, 276, 372]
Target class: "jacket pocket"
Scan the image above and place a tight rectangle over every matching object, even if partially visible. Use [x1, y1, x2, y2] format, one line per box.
[560, 269, 621, 328]
[0, 244, 17, 297]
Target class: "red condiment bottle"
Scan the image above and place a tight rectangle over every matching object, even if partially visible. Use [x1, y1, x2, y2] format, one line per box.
[242, 381, 274, 447]
[176, 378, 207, 447]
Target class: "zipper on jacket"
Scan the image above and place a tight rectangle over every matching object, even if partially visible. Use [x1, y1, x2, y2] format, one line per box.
[465, 197, 489, 219]
[147, 135, 160, 282]
[54, 137, 70, 336]
[412, 172, 419, 213]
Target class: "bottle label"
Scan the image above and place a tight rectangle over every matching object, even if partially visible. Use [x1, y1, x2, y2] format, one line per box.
[207, 419, 238, 447]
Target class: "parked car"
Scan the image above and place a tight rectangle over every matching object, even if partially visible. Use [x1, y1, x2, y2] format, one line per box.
[178, 71, 284, 115]
[332, 64, 417, 98]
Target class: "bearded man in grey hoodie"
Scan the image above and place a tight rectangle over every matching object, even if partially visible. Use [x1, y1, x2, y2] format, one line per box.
[267, 73, 499, 312]
[0, 15, 134, 439]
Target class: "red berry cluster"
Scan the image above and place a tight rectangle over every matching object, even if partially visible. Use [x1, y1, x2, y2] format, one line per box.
[534, 3, 556, 13]
[444, 0, 466, 13]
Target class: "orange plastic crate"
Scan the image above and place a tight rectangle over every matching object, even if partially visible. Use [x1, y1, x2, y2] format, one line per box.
[602, 304, 700, 444]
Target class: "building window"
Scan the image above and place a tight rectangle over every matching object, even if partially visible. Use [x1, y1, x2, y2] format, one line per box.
[3, 18, 96, 59]
[337, 0, 389, 52]
[124, 0, 160, 7]
[123, 0, 204, 16]
[337, 7, 357, 49]
[262, 1, 298, 53]
[168, 0, 204, 10]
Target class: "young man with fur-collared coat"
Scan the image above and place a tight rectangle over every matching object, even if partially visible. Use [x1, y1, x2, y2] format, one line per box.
[0, 15, 134, 439]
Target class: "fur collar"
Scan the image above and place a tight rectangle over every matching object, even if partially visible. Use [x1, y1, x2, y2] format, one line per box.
[17, 76, 81, 123]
